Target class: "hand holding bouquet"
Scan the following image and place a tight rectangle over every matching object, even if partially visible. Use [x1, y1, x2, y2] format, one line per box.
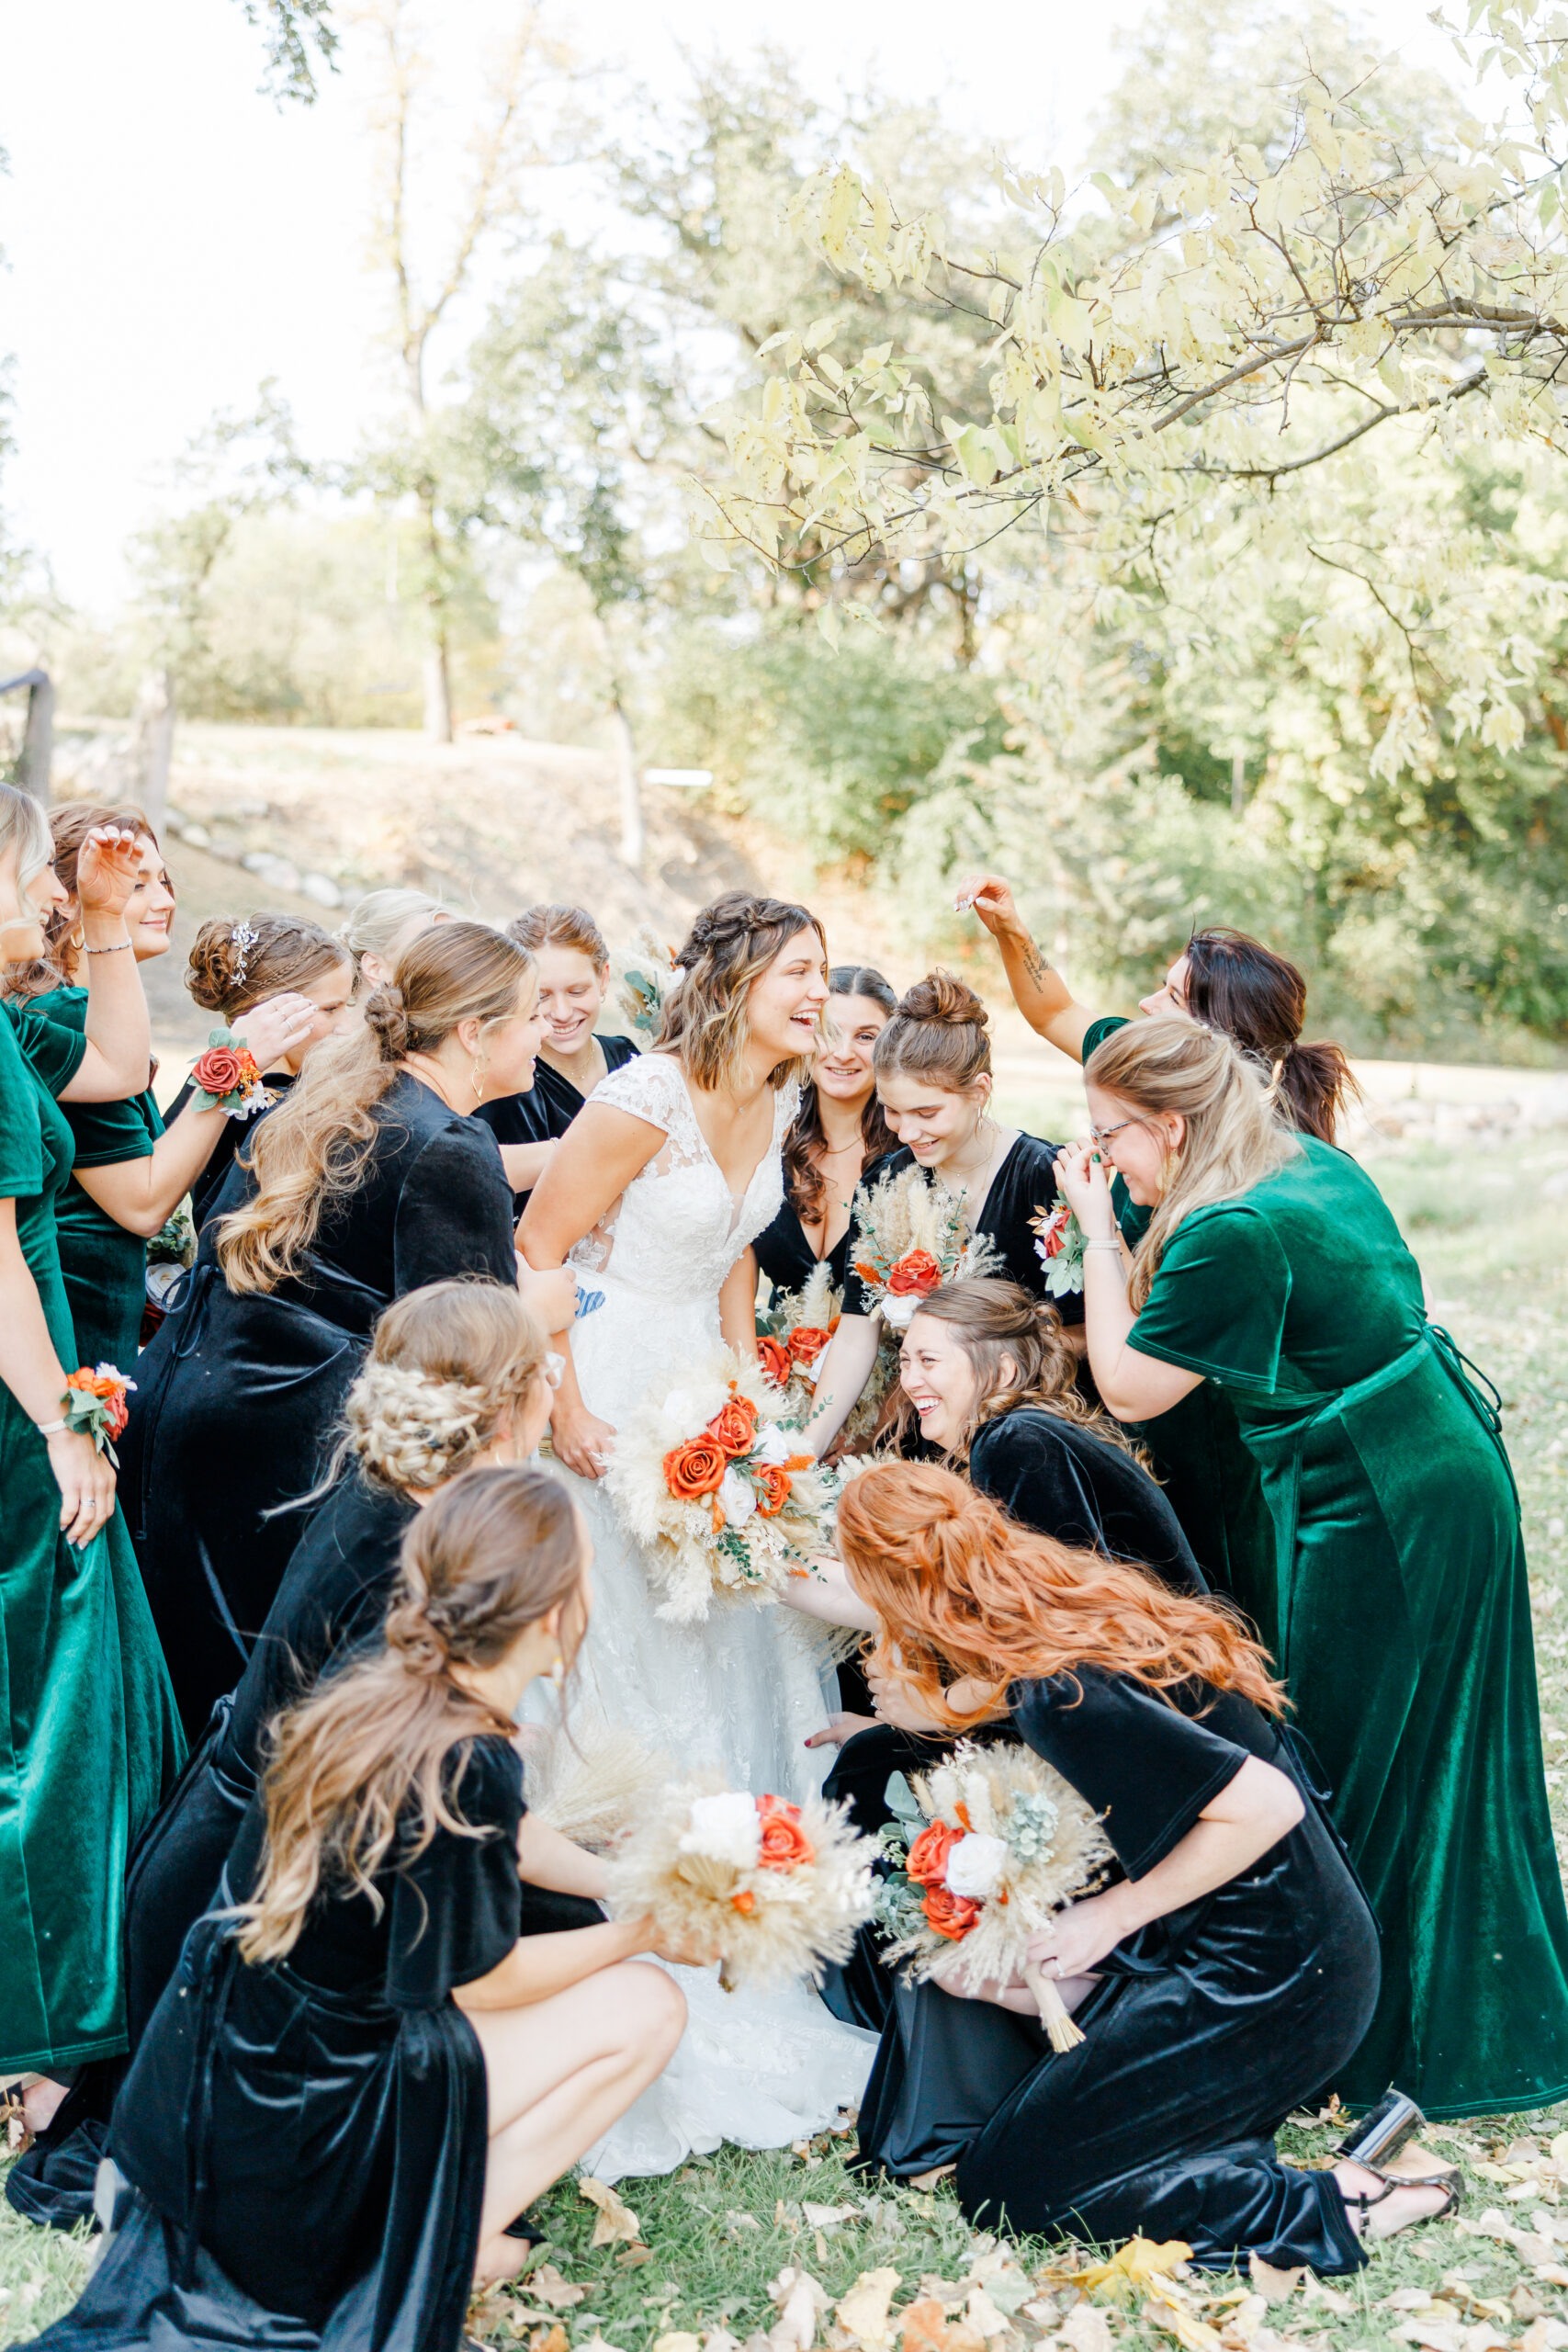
[876, 1740, 1111, 2051]
[851, 1163, 1002, 1329]
[605, 1779, 877, 1991]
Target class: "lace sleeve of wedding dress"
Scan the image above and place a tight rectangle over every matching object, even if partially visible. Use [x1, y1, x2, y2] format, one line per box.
[569, 1053, 705, 1277]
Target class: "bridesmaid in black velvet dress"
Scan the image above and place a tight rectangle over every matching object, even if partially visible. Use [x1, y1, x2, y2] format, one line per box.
[478, 903, 638, 1214]
[805, 973, 1072, 1459]
[828, 1464, 1452, 2271]
[748, 964, 897, 1303]
[125, 921, 576, 1737]
[36, 1472, 694, 2352]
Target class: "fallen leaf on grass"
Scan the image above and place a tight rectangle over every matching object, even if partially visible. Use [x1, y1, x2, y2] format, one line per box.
[579, 2177, 641, 2248]
[1247, 2261, 1304, 2306]
[1077, 2242, 1194, 2304]
[835, 2268, 903, 2349]
[525, 2327, 570, 2352]
[615, 2245, 653, 2269]
[963, 2289, 1011, 2341]
[653, 2335, 703, 2352]
[804, 2204, 860, 2230]
[575, 2336, 628, 2352]
[525, 2267, 584, 2311]
[897, 2297, 986, 2352]
[1522, 2325, 1568, 2352]
[1143, 2292, 1222, 2352]
[769, 2267, 830, 2352]
[1057, 2306, 1116, 2352]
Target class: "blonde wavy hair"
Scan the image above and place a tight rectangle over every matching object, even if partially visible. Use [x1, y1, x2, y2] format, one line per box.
[332, 1279, 550, 1493]
[337, 887, 447, 985]
[655, 890, 825, 1092]
[234, 1467, 586, 1963]
[1084, 1016, 1300, 1310]
[0, 784, 54, 948]
[216, 921, 534, 1295]
[886, 1277, 1145, 1461]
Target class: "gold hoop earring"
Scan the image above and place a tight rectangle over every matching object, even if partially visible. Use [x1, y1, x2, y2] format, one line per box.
[471, 1055, 484, 1102]
[550, 1655, 565, 1693]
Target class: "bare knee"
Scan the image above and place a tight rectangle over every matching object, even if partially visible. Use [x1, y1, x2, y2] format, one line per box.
[617, 1961, 686, 2062]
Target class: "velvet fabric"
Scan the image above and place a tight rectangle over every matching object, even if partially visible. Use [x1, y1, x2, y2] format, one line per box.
[0, 1003, 184, 2075]
[751, 1193, 854, 1298]
[854, 1671, 1378, 2274]
[165, 1071, 295, 1235]
[32, 984, 164, 1370]
[1130, 1134, 1568, 2115]
[122, 1075, 519, 1737]
[478, 1033, 638, 1212]
[38, 1736, 526, 2352]
[968, 1407, 1205, 1596]
[841, 1135, 1080, 1325]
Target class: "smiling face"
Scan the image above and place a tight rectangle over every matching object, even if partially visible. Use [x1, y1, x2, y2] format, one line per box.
[123, 836, 176, 962]
[876, 1069, 989, 1169]
[1137, 951, 1190, 1021]
[0, 834, 67, 964]
[815, 991, 890, 1107]
[1084, 1080, 1186, 1207]
[745, 926, 830, 1065]
[898, 1312, 992, 1450]
[535, 943, 608, 1059]
[473, 973, 547, 1102]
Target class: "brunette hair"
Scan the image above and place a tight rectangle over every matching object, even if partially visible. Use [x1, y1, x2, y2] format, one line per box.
[784, 965, 899, 1222]
[1183, 929, 1358, 1144]
[507, 901, 609, 970]
[234, 1466, 584, 1962]
[216, 920, 534, 1295]
[1085, 1016, 1299, 1310]
[332, 1279, 551, 1493]
[873, 968, 992, 1097]
[837, 1461, 1282, 1731]
[886, 1276, 1141, 1459]
[655, 889, 826, 1092]
[187, 910, 344, 1019]
[1, 798, 162, 998]
[338, 888, 448, 984]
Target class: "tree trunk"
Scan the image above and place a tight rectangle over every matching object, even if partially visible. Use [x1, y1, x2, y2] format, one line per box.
[134, 668, 176, 833]
[423, 640, 453, 744]
[17, 673, 53, 803]
[612, 700, 644, 872]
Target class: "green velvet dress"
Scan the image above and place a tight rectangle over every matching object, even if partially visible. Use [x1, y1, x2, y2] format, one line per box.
[1081, 1015, 1276, 1621]
[1129, 1133, 1568, 2116]
[0, 1002, 185, 2075]
[35, 985, 164, 1372]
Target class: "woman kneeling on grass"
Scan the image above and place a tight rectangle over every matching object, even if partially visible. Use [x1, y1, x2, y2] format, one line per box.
[830, 1463, 1457, 2270]
[39, 1469, 697, 2352]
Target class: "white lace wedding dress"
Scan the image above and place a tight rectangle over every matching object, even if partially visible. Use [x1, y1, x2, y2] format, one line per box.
[524, 1050, 876, 2179]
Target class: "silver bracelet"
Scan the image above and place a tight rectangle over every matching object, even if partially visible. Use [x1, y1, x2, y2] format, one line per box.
[85, 939, 131, 956]
[1084, 1238, 1124, 1253]
[35, 1418, 67, 1437]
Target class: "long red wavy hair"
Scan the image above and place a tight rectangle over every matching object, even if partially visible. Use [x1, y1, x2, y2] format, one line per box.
[837, 1462, 1283, 1728]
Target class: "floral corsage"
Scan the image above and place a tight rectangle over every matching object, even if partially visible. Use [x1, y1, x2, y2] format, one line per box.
[1030, 1199, 1088, 1296]
[62, 1363, 136, 1461]
[188, 1028, 274, 1120]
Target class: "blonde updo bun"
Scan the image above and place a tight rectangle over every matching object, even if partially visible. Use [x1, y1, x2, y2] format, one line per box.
[334, 1279, 552, 1494]
[361, 982, 411, 1060]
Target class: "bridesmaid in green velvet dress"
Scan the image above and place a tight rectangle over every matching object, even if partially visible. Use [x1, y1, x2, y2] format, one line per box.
[1060, 1012, 1568, 2118]
[0, 806, 330, 1368]
[0, 790, 183, 2114]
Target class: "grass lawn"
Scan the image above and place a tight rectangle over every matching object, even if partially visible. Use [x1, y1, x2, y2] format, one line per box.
[4, 1118, 1567, 2352]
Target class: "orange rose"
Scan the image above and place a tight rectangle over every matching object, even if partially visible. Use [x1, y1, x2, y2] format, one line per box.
[708, 1396, 760, 1456]
[663, 1436, 728, 1499]
[922, 1882, 981, 1940]
[886, 1249, 942, 1297]
[788, 1325, 831, 1367]
[906, 1820, 964, 1887]
[757, 1336, 792, 1388]
[751, 1463, 792, 1517]
[757, 1793, 815, 1870]
[191, 1045, 259, 1097]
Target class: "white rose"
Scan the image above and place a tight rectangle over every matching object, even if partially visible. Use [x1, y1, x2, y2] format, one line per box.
[880, 1293, 919, 1330]
[750, 1422, 793, 1467]
[718, 1466, 756, 1526]
[679, 1791, 762, 1868]
[944, 1832, 1009, 1902]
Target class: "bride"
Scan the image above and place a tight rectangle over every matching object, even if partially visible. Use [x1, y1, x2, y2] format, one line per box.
[517, 889, 876, 2177]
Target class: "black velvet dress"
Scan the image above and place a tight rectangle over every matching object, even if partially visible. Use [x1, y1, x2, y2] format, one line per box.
[478, 1034, 638, 1212]
[165, 1071, 296, 1235]
[122, 1075, 518, 1736]
[752, 1193, 852, 1298]
[841, 1136, 1080, 1326]
[857, 1672, 1380, 2274]
[38, 1736, 527, 2352]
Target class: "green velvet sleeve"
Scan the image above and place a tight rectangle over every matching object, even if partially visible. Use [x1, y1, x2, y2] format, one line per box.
[2, 997, 87, 1100]
[0, 1012, 45, 1200]
[1130, 1203, 1292, 1394]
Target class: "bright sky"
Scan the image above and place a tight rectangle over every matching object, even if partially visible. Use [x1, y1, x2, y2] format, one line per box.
[2, 0, 1454, 616]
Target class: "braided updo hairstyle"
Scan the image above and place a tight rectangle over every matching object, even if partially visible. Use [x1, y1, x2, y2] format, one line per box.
[873, 969, 992, 1097]
[336, 1279, 551, 1493]
[656, 889, 826, 1091]
[884, 1276, 1141, 1459]
[187, 911, 344, 1019]
[236, 1465, 585, 1962]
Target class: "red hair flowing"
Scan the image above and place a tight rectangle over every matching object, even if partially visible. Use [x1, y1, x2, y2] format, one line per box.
[836, 1462, 1283, 1727]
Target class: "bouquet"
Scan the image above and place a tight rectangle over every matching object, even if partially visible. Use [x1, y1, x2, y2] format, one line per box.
[612, 925, 677, 1042]
[756, 1261, 840, 1409]
[525, 1724, 671, 1852]
[605, 1778, 877, 1991]
[188, 1028, 274, 1120]
[603, 1345, 838, 1623]
[1030, 1199, 1088, 1298]
[62, 1363, 135, 1463]
[875, 1740, 1111, 2052]
[850, 1163, 1002, 1329]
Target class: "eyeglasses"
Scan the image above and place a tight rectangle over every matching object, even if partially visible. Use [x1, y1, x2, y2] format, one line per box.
[1088, 1119, 1135, 1147]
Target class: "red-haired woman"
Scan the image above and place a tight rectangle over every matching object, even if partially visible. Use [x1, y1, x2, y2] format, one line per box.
[829, 1463, 1452, 2272]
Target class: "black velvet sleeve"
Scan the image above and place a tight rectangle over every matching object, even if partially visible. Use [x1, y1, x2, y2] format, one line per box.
[969, 1411, 1205, 1595]
[1009, 1667, 1252, 1880]
[392, 1122, 518, 1294]
[387, 1737, 525, 2007]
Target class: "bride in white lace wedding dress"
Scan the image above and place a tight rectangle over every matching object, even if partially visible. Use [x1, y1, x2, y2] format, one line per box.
[517, 895, 878, 2180]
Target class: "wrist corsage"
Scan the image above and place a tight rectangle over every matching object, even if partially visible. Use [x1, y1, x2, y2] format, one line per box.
[62, 1363, 136, 1461]
[1030, 1200, 1088, 1296]
[189, 1028, 274, 1120]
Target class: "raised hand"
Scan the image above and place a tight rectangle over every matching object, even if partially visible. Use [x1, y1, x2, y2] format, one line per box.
[231, 992, 323, 1070]
[73, 826, 144, 922]
[1054, 1138, 1117, 1238]
[952, 871, 1022, 937]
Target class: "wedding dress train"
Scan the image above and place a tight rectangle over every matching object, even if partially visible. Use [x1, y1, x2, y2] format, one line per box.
[524, 1051, 876, 2178]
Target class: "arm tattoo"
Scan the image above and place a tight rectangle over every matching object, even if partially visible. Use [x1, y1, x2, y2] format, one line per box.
[1021, 938, 1050, 989]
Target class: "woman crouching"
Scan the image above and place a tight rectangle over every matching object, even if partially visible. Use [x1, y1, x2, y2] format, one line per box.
[833, 1463, 1452, 2270]
[41, 1471, 692, 2352]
